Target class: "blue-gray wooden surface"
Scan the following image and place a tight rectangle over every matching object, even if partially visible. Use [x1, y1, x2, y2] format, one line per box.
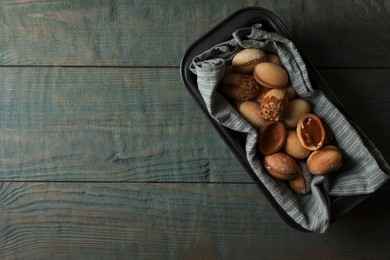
[0, 1, 389, 259]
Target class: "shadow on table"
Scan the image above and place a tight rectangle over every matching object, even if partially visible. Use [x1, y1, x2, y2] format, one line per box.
[329, 185, 390, 237]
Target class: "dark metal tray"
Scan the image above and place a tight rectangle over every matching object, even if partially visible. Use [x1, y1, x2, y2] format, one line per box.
[180, 7, 373, 231]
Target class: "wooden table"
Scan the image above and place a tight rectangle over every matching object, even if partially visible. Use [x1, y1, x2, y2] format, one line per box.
[0, 1, 389, 258]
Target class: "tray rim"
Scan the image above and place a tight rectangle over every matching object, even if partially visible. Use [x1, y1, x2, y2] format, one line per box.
[180, 6, 373, 232]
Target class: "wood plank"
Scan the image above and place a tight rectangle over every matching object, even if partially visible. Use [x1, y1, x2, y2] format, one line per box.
[0, 67, 248, 182]
[0, 182, 389, 259]
[0, 67, 388, 182]
[0, 0, 388, 67]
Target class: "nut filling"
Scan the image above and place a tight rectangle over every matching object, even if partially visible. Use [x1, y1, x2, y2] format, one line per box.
[259, 95, 287, 121]
[300, 117, 323, 148]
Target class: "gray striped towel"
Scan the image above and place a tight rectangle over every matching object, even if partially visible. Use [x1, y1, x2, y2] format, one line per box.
[189, 24, 389, 233]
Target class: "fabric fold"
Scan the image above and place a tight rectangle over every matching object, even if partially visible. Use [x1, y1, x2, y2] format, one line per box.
[190, 24, 389, 233]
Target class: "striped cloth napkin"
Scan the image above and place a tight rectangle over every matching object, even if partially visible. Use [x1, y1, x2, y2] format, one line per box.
[189, 24, 389, 233]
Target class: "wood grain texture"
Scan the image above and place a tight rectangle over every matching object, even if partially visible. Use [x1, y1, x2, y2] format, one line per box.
[0, 1, 389, 258]
[0, 67, 248, 182]
[0, 67, 388, 182]
[0, 182, 389, 259]
[0, 0, 388, 66]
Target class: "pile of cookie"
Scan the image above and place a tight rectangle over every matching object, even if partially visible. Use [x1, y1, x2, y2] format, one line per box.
[219, 48, 342, 194]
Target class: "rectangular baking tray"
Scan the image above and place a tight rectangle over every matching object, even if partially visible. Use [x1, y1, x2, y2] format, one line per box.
[180, 7, 374, 231]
